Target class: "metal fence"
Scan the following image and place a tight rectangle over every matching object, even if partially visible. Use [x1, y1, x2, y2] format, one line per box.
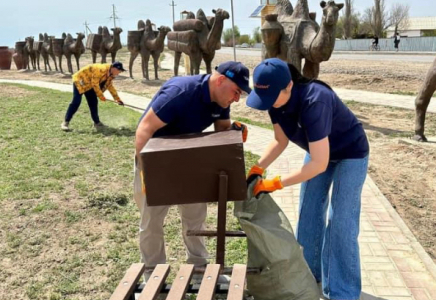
[334, 36, 436, 52]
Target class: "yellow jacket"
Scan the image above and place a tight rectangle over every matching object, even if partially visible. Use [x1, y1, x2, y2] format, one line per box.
[72, 63, 121, 101]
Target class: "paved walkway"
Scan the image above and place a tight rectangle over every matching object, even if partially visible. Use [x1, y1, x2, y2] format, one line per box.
[1, 78, 436, 300]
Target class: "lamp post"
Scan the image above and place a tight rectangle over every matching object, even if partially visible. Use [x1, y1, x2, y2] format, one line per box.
[230, 0, 236, 61]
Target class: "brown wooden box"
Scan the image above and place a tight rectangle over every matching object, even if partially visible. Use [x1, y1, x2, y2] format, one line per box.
[86, 34, 102, 51]
[139, 131, 247, 206]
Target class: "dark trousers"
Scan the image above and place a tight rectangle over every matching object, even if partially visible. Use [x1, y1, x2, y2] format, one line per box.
[65, 84, 100, 124]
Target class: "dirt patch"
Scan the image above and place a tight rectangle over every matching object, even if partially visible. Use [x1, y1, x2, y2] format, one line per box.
[342, 102, 436, 261]
[0, 84, 38, 98]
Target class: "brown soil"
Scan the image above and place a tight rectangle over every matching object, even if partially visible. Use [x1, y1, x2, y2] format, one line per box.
[1, 49, 436, 264]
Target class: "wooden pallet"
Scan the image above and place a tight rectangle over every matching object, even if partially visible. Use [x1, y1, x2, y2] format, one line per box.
[110, 263, 247, 300]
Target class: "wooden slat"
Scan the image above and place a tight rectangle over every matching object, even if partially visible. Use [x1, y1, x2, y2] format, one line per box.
[138, 264, 170, 300]
[145, 266, 260, 275]
[197, 264, 221, 300]
[110, 263, 145, 300]
[166, 264, 195, 300]
[227, 264, 247, 300]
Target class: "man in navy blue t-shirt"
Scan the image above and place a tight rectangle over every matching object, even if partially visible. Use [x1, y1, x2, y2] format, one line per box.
[134, 61, 251, 274]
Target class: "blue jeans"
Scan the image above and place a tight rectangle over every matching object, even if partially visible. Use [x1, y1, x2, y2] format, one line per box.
[296, 153, 369, 300]
[65, 84, 100, 124]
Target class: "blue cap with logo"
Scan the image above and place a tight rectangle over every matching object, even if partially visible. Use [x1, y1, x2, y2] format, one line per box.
[247, 58, 292, 111]
[215, 61, 252, 94]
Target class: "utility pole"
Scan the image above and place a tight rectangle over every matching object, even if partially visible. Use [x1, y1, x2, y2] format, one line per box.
[83, 21, 92, 38]
[169, 1, 177, 25]
[230, 0, 236, 61]
[110, 4, 120, 28]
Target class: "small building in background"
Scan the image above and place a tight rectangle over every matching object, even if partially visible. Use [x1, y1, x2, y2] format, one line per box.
[249, 0, 277, 26]
[386, 17, 436, 37]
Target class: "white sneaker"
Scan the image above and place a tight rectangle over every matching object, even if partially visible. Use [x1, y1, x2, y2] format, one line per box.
[61, 121, 70, 131]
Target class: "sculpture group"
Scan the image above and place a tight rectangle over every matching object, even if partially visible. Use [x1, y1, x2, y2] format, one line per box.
[167, 8, 229, 76]
[12, 25, 124, 74]
[10, 7, 230, 79]
[14, 32, 87, 73]
[262, 0, 343, 79]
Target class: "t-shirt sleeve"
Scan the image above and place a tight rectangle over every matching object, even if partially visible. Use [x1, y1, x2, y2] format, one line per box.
[301, 102, 332, 142]
[219, 107, 230, 120]
[268, 108, 279, 124]
[151, 85, 186, 124]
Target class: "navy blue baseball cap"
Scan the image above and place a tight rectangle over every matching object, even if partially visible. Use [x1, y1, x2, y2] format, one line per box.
[111, 61, 126, 72]
[247, 58, 292, 110]
[215, 61, 251, 94]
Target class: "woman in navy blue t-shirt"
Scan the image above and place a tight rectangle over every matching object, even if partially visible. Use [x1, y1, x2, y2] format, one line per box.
[246, 58, 369, 300]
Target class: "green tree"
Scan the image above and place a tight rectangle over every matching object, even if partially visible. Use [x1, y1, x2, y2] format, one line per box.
[222, 26, 241, 46]
[239, 34, 250, 44]
[252, 26, 262, 43]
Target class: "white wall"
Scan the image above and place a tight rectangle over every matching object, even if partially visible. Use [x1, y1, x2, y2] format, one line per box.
[386, 30, 422, 38]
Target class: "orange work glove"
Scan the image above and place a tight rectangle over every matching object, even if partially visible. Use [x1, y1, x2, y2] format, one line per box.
[253, 176, 283, 197]
[140, 170, 146, 194]
[247, 165, 264, 185]
[100, 97, 107, 102]
[231, 121, 248, 142]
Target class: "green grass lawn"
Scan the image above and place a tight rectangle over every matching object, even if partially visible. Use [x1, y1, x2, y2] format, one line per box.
[0, 83, 258, 300]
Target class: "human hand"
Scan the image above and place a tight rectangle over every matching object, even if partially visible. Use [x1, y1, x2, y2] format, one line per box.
[253, 176, 283, 197]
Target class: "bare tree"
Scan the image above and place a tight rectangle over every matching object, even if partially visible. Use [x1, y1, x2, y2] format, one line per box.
[389, 3, 410, 35]
[362, 0, 389, 37]
[343, 0, 352, 39]
[373, 0, 388, 37]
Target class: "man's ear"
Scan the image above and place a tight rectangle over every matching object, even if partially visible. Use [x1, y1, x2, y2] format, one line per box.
[216, 74, 226, 86]
[286, 80, 293, 92]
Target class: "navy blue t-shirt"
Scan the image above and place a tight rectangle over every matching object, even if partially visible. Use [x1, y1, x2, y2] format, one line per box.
[139, 74, 230, 137]
[269, 82, 369, 160]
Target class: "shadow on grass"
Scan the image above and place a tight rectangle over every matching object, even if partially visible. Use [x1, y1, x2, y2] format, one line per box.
[70, 126, 136, 137]
[93, 126, 136, 137]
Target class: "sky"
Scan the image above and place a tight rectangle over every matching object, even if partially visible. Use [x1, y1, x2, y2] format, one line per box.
[0, 0, 434, 48]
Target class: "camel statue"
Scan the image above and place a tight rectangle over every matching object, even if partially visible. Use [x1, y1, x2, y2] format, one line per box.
[34, 34, 44, 71]
[197, 9, 225, 74]
[88, 26, 103, 64]
[52, 33, 67, 73]
[141, 21, 171, 80]
[63, 32, 85, 73]
[40, 33, 58, 72]
[168, 8, 229, 76]
[262, 0, 343, 79]
[23, 36, 36, 70]
[128, 20, 171, 80]
[100, 27, 123, 63]
[414, 56, 436, 142]
[127, 21, 145, 78]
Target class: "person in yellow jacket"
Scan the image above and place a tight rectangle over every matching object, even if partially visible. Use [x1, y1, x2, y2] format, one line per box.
[61, 61, 125, 131]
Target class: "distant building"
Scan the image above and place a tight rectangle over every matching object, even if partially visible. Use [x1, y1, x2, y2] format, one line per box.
[386, 17, 436, 37]
[249, 0, 277, 26]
